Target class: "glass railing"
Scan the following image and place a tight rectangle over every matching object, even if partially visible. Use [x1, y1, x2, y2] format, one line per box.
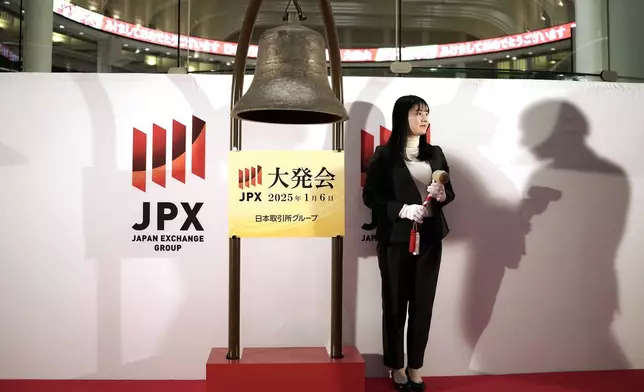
[189, 66, 644, 84]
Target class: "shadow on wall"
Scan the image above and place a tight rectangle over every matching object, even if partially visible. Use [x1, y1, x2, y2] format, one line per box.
[345, 100, 385, 376]
[431, 81, 530, 373]
[79, 74, 126, 377]
[431, 83, 630, 375]
[468, 99, 630, 373]
[341, 77, 391, 377]
[0, 141, 28, 167]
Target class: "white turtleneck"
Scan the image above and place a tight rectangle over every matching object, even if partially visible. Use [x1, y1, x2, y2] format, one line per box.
[404, 135, 432, 203]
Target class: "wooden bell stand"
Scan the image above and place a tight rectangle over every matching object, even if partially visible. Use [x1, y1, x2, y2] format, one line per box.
[205, 1, 364, 391]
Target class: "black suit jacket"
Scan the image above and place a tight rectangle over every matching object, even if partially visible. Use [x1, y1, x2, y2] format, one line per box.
[362, 143, 455, 244]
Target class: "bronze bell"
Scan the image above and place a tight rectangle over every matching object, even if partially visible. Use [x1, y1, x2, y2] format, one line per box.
[231, 17, 349, 125]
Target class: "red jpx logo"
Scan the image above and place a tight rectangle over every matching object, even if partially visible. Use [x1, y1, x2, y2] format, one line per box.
[238, 165, 262, 189]
[132, 116, 206, 192]
[360, 126, 391, 187]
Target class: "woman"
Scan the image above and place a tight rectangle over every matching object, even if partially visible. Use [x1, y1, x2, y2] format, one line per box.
[362, 95, 455, 391]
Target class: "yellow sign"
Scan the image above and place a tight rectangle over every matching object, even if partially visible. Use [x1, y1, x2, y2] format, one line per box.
[228, 150, 345, 238]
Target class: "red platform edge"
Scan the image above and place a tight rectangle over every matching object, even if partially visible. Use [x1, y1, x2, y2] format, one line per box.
[1, 370, 644, 392]
[206, 346, 365, 392]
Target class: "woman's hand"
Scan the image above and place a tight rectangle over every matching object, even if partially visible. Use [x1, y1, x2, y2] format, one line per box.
[427, 182, 446, 202]
[399, 204, 429, 223]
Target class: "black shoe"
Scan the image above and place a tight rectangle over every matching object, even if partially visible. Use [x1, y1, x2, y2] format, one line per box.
[390, 370, 410, 391]
[405, 368, 426, 391]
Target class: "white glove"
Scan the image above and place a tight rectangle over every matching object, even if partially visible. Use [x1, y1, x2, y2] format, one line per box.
[399, 204, 429, 223]
[427, 181, 446, 202]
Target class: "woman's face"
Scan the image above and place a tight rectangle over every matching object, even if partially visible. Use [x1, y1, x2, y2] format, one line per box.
[408, 104, 429, 136]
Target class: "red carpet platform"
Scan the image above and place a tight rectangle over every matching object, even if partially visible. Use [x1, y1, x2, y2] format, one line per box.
[1, 369, 643, 391]
[206, 346, 365, 392]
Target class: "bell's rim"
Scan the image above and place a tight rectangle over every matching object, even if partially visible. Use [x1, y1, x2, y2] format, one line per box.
[232, 106, 348, 115]
[231, 106, 349, 125]
[231, 101, 349, 117]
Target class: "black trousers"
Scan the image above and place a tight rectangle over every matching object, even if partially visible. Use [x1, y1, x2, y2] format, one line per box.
[377, 236, 443, 370]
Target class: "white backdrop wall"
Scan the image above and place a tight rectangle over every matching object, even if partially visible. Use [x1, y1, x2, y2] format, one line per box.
[0, 74, 643, 379]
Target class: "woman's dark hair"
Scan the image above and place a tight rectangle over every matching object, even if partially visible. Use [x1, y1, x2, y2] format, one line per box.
[386, 94, 432, 161]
